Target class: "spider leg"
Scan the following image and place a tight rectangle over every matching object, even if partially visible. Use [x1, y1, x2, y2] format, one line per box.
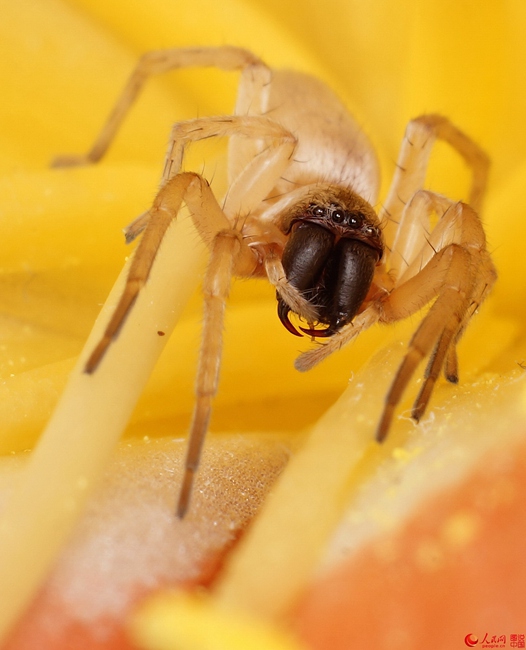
[160, 117, 298, 284]
[85, 171, 232, 372]
[177, 229, 243, 518]
[388, 192, 495, 371]
[390, 190, 468, 284]
[376, 200, 496, 441]
[297, 195, 495, 440]
[294, 308, 381, 371]
[440, 242, 496, 383]
[124, 115, 296, 244]
[162, 115, 296, 211]
[51, 46, 271, 167]
[444, 344, 459, 383]
[412, 328, 459, 422]
[379, 115, 489, 252]
[376, 244, 474, 440]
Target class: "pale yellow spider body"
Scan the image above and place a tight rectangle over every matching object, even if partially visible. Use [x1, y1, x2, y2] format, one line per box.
[54, 46, 496, 517]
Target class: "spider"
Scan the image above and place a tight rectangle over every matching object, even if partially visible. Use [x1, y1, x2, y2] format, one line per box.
[53, 46, 496, 517]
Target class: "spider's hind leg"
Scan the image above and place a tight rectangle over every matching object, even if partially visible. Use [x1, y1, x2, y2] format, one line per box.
[379, 114, 490, 261]
[52, 45, 271, 168]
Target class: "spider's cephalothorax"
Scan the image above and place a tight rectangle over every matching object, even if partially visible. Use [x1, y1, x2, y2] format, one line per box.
[277, 188, 384, 338]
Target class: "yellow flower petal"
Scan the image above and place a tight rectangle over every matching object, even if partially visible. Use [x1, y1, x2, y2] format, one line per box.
[132, 592, 307, 650]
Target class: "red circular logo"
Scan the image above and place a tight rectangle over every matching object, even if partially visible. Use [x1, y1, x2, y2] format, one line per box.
[464, 634, 479, 647]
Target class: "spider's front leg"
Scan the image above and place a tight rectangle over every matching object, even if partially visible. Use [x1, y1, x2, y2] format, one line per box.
[91, 110, 302, 367]
[82, 169, 258, 518]
[370, 115, 494, 440]
[376, 196, 496, 441]
[84, 171, 233, 373]
[177, 228, 251, 518]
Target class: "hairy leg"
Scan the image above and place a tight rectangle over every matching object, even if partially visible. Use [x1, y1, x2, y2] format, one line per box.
[376, 199, 496, 440]
[379, 115, 489, 253]
[177, 230, 243, 517]
[85, 172, 245, 372]
[125, 114, 296, 242]
[52, 46, 271, 167]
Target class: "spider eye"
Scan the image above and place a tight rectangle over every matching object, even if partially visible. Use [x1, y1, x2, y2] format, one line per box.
[332, 209, 345, 223]
[310, 204, 325, 217]
[349, 213, 363, 228]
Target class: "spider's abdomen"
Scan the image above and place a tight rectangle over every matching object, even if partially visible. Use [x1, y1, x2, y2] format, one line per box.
[277, 188, 383, 337]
